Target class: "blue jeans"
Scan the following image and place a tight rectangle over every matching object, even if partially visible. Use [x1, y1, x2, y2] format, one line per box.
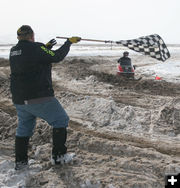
[15, 97, 69, 137]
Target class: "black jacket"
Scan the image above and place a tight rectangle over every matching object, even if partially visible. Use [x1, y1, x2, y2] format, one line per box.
[118, 56, 132, 66]
[9, 40, 71, 104]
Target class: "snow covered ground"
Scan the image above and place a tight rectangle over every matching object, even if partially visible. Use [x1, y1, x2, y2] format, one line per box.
[0, 44, 180, 187]
[1, 43, 179, 58]
[1, 44, 180, 83]
[0, 158, 42, 188]
[137, 60, 180, 83]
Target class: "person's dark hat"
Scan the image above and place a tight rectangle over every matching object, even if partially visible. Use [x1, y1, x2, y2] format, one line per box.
[123, 51, 129, 56]
[17, 25, 34, 36]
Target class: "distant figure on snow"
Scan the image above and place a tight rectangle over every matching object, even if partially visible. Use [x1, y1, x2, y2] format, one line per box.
[117, 51, 132, 66]
[117, 51, 137, 79]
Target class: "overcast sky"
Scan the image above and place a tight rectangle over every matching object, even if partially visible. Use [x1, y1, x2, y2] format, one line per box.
[1, 0, 180, 44]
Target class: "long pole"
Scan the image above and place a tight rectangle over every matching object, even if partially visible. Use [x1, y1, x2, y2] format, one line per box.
[56, 36, 113, 43]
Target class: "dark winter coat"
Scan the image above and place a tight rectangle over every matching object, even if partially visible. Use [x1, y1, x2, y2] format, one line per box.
[9, 40, 71, 104]
[118, 56, 132, 66]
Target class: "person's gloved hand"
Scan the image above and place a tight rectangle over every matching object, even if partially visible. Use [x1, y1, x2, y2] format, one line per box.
[68, 37, 81, 43]
[45, 39, 57, 49]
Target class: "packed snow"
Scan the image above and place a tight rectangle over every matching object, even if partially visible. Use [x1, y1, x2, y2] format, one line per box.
[0, 43, 180, 187]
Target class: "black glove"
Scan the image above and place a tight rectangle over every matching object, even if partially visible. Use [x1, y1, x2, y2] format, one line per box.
[45, 39, 57, 49]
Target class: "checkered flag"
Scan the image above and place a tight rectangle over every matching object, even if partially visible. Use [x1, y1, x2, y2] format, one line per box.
[116, 34, 170, 62]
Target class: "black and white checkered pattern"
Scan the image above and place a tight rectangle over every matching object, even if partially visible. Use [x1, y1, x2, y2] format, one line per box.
[116, 34, 170, 62]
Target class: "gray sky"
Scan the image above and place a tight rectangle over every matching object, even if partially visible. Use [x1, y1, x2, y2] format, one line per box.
[1, 0, 180, 44]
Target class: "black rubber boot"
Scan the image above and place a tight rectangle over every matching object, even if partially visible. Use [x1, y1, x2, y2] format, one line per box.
[15, 136, 29, 170]
[52, 128, 67, 164]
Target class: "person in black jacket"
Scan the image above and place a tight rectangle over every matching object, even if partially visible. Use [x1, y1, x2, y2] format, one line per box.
[117, 51, 132, 66]
[9, 25, 81, 170]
